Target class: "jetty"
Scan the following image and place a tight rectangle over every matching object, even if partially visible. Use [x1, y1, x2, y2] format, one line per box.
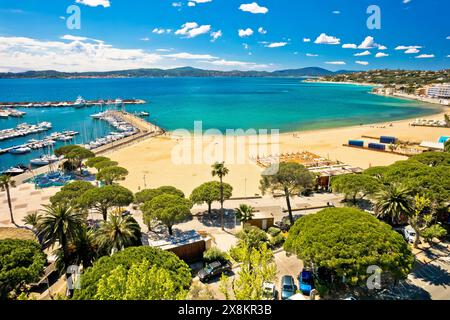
[0, 98, 146, 109]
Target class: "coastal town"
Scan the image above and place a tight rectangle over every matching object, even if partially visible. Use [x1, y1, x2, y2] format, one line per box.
[1, 79, 449, 300]
[1, 0, 449, 309]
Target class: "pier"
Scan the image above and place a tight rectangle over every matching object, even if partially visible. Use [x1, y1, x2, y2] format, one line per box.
[0, 98, 146, 109]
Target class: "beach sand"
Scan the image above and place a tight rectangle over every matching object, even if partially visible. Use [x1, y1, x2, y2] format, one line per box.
[109, 111, 449, 198]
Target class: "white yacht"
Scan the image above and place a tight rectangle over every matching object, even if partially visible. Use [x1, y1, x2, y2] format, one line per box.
[74, 96, 86, 108]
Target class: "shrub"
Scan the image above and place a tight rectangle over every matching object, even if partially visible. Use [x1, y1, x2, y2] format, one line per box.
[269, 234, 285, 248]
[422, 224, 447, 242]
[203, 247, 229, 263]
[267, 227, 281, 237]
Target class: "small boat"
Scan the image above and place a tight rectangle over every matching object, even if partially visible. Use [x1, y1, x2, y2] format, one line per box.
[57, 135, 73, 142]
[2, 165, 28, 176]
[115, 98, 123, 105]
[9, 146, 32, 154]
[0, 111, 10, 118]
[73, 96, 86, 108]
[30, 154, 60, 166]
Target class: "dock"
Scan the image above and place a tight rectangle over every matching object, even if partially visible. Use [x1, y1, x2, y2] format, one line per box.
[0, 98, 146, 109]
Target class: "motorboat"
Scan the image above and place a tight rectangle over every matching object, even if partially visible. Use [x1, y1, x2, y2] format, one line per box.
[2, 165, 28, 176]
[9, 146, 32, 154]
[74, 96, 86, 108]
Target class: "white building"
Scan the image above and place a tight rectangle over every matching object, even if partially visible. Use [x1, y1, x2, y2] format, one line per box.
[427, 84, 450, 98]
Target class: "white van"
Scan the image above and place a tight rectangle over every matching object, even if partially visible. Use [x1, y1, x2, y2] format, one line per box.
[403, 225, 416, 243]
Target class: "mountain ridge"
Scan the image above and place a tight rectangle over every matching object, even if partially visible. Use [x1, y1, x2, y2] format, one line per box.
[0, 67, 360, 79]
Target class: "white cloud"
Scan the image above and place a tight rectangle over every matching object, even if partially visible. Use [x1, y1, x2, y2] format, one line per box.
[61, 35, 88, 42]
[332, 11, 340, 14]
[210, 30, 223, 42]
[206, 59, 269, 69]
[355, 61, 369, 65]
[188, 2, 195, 6]
[306, 53, 318, 57]
[239, 2, 269, 14]
[325, 61, 346, 65]
[378, 45, 387, 50]
[405, 48, 420, 54]
[188, 0, 212, 6]
[358, 36, 384, 49]
[238, 28, 254, 37]
[395, 45, 422, 50]
[172, 2, 183, 7]
[403, 0, 411, 3]
[243, 43, 249, 50]
[354, 50, 371, 56]
[303, 38, 311, 42]
[153, 28, 171, 35]
[415, 54, 435, 59]
[0, 36, 167, 72]
[156, 49, 172, 52]
[258, 27, 267, 35]
[140, 38, 150, 41]
[342, 43, 357, 49]
[265, 42, 287, 48]
[314, 33, 340, 45]
[176, 22, 211, 38]
[447, 36, 450, 40]
[165, 52, 217, 60]
[375, 52, 389, 58]
[76, 0, 110, 8]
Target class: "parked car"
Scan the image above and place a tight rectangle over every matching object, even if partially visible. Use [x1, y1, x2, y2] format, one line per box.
[298, 269, 314, 296]
[262, 282, 278, 300]
[280, 275, 296, 300]
[403, 225, 416, 243]
[198, 261, 232, 283]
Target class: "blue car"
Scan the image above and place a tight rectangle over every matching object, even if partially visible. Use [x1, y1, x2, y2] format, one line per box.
[298, 270, 314, 296]
[280, 275, 296, 300]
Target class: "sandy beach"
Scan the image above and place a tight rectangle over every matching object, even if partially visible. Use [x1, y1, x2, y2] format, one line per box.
[108, 109, 449, 198]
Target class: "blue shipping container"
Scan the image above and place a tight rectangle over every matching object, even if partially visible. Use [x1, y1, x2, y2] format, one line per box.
[380, 136, 396, 144]
[349, 140, 364, 147]
[368, 143, 386, 151]
[438, 136, 450, 144]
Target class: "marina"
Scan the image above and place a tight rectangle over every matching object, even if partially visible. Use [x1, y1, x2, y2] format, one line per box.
[0, 122, 52, 141]
[0, 97, 146, 109]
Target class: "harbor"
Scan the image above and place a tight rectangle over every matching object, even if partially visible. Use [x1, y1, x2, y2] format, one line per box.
[0, 97, 146, 109]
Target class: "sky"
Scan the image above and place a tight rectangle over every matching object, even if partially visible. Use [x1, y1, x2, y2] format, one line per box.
[0, 0, 448, 72]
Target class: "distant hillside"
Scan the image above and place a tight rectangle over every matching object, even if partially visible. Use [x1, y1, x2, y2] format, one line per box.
[0, 66, 357, 79]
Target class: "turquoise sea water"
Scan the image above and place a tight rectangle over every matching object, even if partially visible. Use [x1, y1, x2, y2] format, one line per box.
[0, 77, 441, 170]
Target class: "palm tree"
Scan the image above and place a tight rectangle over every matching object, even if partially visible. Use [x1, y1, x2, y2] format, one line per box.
[375, 183, 412, 225]
[0, 175, 16, 224]
[95, 212, 141, 254]
[235, 204, 254, 226]
[37, 204, 85, 272]
[23, 211, 42, 230]
[212, 162, 229, 230]
[55, 227, 98, 270]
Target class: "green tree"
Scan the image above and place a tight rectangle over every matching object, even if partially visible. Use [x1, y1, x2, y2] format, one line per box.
[422, 224, 447, 243]
[22, 212, 41, 230]
[0, 175, 16, 224]
[211, 162, 230, 231]
[95, 212, 142, 254]
[235, 226, 268, 253]
[408, 195, 442, 248]
[235, 204, 255, 224]
[95, 259, 187, 300]
[96, 166, 129, 186]
[331, 174, 380, 204]
[190, 181, 233, 214]
[85, 157, 111, 168]
[0, 239, 46, 300]
[409, 151, 450, 167]
[78, 185, 134, 221]
[444, 140, 450, 152]
[141, 194, 192, 235]
[72, 246, 191, 300]
[94, 160, 119, 171]
[50, 181, 95, 207]
[220, 243, 276, 300]
[135, 186, 185, 204]
[284, 207, 414, 289]
[260, 162, 316, 225]
[37, 204, 84, 273]
[375, 183, 413, 225]
[55, 145, 94, 173]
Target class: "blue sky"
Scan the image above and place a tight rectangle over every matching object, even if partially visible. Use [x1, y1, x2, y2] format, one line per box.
[0, 0, 448, 72]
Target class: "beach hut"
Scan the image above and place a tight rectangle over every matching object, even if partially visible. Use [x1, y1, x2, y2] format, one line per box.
[380, 136, 397, 144]
[368, 143, 386, 151]
[348, 140, 364, 147]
